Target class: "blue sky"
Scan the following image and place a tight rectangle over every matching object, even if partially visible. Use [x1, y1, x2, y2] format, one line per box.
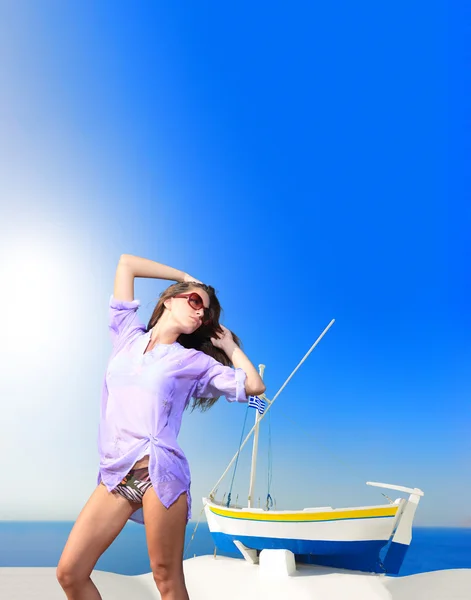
[1, 2, 469, 526]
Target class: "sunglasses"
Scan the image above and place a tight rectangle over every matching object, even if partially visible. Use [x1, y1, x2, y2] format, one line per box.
[173, 293, 212, 326]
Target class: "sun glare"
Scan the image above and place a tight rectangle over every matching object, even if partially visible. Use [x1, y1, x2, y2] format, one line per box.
[1, 227, 84, 366]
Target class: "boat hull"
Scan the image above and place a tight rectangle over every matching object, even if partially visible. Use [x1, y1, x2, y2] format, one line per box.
[203, 498, 403, 573]
[210, 531, 389, 572]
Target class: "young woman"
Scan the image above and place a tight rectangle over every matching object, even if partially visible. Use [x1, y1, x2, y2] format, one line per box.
[56, 254, 266, 600]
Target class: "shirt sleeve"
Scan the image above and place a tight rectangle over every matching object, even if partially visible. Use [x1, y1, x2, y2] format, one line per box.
[109, 295, 146, 347]
[194, 354, 248, 403]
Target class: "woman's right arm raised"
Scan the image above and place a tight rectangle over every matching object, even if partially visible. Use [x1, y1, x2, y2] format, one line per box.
[114, 254, 202, 302]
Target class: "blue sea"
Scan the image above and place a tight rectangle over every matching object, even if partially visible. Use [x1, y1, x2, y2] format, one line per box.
[0, 522, 470, 577]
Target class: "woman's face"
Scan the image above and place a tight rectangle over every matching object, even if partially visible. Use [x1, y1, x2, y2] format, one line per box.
[167, 287, 211, 333]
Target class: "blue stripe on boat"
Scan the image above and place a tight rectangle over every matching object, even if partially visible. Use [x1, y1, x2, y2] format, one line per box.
[382, 541, 409, 575]
[211, 532, 391, 573]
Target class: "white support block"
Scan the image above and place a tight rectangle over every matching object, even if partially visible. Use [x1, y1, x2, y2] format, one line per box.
[259, 549, 297, 577]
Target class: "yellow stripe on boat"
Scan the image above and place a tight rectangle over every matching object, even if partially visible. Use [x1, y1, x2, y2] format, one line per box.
[209, 505, 398, 522]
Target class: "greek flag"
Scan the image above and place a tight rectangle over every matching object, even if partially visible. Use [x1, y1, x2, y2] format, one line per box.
[248, 395, 266, 415]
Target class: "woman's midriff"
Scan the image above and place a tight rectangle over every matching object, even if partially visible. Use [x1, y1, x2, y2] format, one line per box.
[133, 455, 149, 469]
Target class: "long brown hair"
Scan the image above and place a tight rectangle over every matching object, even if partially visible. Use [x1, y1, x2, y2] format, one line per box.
[146, 282, 242, 411]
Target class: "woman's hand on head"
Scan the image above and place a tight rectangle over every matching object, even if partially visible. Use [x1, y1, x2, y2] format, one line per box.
[211, 325, 236, 353]
[182, 273, 203, 284]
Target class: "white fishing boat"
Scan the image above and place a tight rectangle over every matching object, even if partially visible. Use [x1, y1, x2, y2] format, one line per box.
[202, 320, 424, 574]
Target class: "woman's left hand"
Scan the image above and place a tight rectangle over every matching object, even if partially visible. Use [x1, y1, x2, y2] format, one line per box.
[211, 324, 236, 352]
[212, 325, 266, 395]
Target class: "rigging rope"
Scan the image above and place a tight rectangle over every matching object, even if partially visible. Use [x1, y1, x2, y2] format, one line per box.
[226, 399, 251, 508]
[183, 505, 206, 558]
[265, 408, 274, 510]
[185, 405, 253, 556]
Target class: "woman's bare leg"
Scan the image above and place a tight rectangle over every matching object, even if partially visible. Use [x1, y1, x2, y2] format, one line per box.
[56, 483, 140, 599]
[142, 488, 189, 600]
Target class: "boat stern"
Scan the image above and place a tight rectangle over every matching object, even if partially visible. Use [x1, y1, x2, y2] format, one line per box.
[367, 483, 424, 574]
